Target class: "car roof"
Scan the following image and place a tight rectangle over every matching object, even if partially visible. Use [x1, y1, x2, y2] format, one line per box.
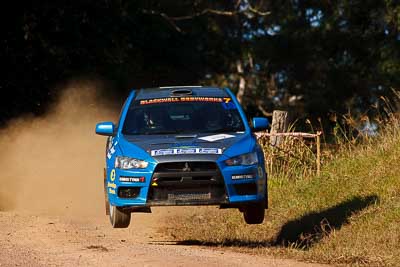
[133, 86, 229, 100]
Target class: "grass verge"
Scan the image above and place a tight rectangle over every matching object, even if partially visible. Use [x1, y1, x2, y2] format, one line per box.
[163, 120, 400, 266]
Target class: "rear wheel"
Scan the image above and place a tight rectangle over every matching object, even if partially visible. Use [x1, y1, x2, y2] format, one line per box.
[109, 204, 131, 228]
[243, 201, 265, 224]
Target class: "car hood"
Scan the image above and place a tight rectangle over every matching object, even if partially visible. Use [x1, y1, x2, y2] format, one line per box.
[121, 132, 254, 163]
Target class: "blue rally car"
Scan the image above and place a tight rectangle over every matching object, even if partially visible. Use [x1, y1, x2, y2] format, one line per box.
[96, 86, 269, 228]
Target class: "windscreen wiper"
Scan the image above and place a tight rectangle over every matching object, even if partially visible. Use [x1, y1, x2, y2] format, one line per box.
[175, 134, 198, 139]
[143, 130, 179, 135]
[209, 128, 241, 133]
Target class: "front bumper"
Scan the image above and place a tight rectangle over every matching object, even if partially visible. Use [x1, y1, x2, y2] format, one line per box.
[107, 161, 266, 207]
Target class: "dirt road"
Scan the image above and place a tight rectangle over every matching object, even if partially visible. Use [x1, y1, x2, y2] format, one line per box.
[0, 84, 327, 266]
[0, 207, 327, 267]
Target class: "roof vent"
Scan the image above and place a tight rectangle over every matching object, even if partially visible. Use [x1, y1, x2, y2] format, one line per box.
[170, 89, 193, 96]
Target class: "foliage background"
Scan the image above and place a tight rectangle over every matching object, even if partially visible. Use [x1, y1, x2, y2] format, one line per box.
[2, 0, 400, 127]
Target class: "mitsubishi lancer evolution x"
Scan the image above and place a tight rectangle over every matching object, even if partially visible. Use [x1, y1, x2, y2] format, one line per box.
[95, 86, 269, 228]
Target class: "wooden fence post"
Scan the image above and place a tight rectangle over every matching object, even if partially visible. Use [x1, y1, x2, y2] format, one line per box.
[316, 131, 321, 176]
[270, 110, 288, 146]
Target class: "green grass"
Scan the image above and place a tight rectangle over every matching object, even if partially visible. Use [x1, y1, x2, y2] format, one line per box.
[163, 120, 400, 266]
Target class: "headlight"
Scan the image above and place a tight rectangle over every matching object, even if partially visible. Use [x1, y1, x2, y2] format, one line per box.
[225, 152, 258, 166]
[115, 156, 149, 169]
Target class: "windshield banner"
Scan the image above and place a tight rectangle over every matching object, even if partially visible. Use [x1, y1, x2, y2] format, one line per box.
[140, 97, 231, 105]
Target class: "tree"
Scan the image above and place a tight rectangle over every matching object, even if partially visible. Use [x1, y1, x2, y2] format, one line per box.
[1, 0, 399, 125]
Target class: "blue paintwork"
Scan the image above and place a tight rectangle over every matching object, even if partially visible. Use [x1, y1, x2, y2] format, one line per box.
[252, 117, 269, 131]
[95, 122, 115, 136]
[97, 87, 268, 208]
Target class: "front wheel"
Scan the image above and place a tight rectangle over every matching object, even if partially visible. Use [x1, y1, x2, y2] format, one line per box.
[109, 204, 131, 228]
[243, 201, 265, 224]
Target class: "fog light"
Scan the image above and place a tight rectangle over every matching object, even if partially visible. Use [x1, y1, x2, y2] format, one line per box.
[118, 187, 140, 198]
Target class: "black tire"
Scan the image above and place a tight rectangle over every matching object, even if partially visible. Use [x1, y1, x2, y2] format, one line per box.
[243, 201, 265, 224]
[109, 204, 131, 228]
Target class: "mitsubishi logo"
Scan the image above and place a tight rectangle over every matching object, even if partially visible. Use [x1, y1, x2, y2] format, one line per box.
[182, 162, 191, 172]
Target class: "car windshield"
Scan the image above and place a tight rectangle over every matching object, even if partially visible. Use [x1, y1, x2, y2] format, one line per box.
[122, 96, 245, 135]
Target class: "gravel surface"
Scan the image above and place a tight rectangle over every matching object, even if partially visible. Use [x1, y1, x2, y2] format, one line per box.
[0, 208, 328, 267]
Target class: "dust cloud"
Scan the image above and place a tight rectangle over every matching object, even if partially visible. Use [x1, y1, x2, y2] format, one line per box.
[0, 80, 118, 216]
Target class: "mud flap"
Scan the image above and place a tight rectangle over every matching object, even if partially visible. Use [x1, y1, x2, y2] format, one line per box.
[104, 168, 110, 215]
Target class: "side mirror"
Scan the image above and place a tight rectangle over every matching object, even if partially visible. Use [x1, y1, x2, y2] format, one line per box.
[95, 122, 115, 136]
[251, 117, 269, 132]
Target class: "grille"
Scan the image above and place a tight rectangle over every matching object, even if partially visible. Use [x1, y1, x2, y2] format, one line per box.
[154, 162, 218, 172]
[168, 192, 211, 201]
[148, 161, 226, 204]
[152, 162, 220, 183]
